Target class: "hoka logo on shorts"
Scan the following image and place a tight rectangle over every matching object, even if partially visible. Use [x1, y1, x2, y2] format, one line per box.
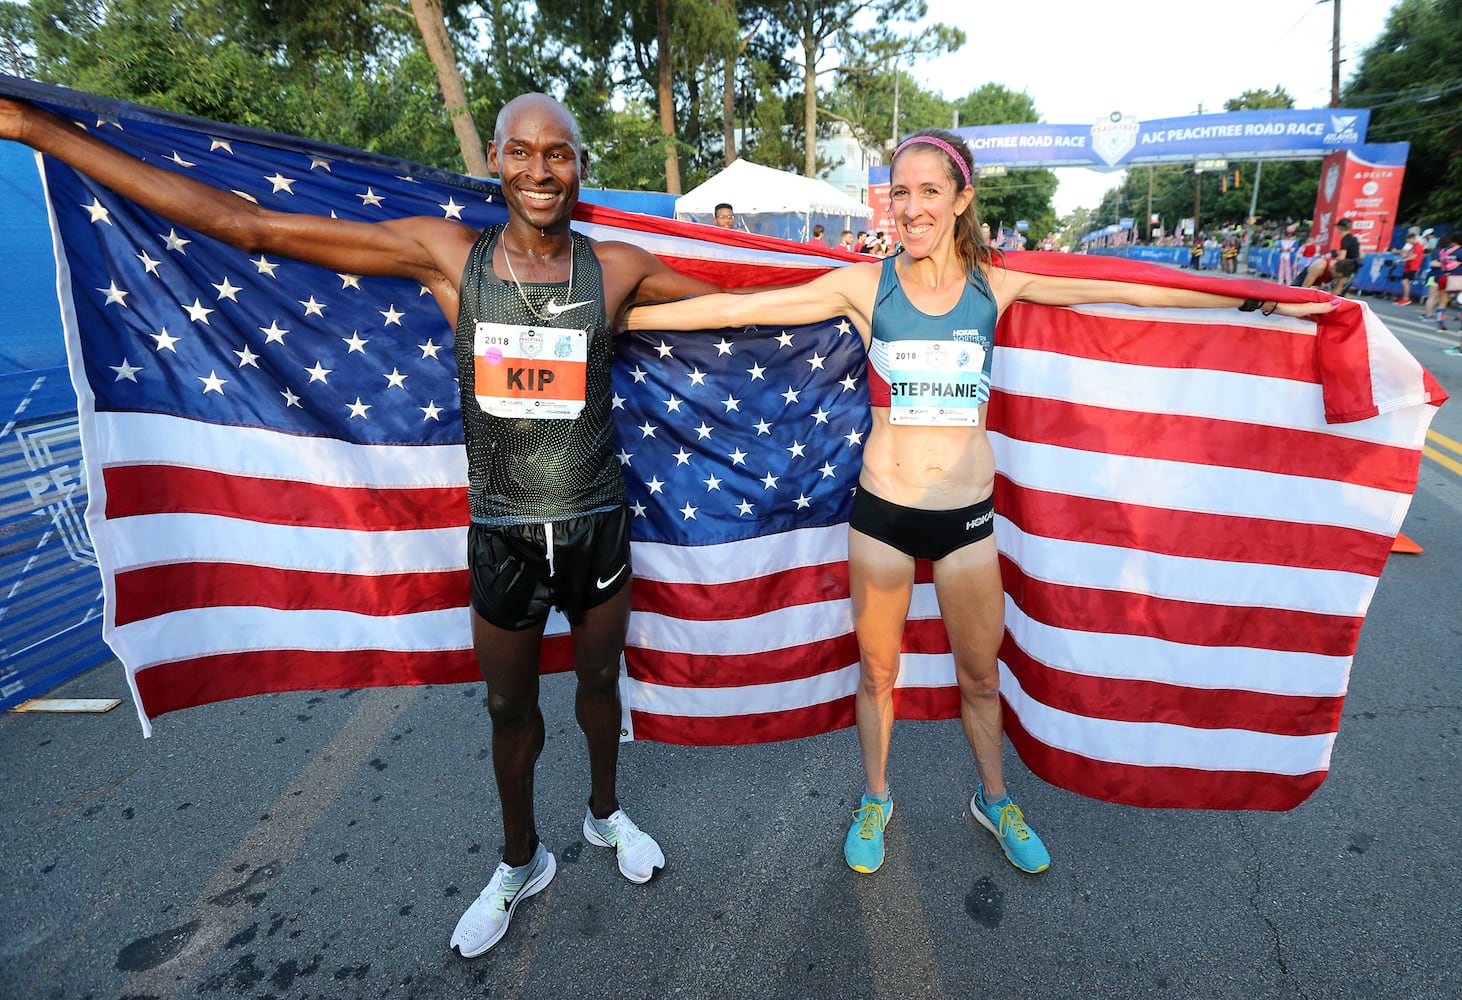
[965, 508, 994, 532]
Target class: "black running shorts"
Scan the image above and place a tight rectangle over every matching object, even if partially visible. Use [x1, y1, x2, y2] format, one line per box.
[468, 505, 632, 631]
[848, 487, 995, 561]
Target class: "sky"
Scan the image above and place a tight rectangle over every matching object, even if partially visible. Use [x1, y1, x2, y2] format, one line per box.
[912, 0, 1400, 215]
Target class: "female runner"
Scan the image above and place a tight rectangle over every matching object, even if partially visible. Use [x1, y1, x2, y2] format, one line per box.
[629, 128, 1334, 875]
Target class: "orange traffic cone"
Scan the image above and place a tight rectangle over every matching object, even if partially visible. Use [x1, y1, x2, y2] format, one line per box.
[1391, 532, 1424, 554]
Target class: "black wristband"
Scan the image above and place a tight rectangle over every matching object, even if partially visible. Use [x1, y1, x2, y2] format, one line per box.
[1261, 301, 1278, 316]
[1238, 298, 1263, 312]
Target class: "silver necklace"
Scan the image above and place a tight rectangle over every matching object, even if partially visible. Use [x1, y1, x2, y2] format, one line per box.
[500, 236, 574, 321]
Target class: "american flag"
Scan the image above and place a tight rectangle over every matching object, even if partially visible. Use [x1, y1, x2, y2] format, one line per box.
[7, 76, 1445, 810]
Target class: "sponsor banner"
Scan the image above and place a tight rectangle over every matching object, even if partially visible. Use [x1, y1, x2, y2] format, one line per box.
[1311, 143, 1410, 256]
[867, 109, 1370, 173]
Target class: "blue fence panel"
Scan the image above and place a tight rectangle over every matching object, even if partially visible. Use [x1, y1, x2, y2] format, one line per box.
[0, 372, 112, 710]
[1090, 246, 1222, 269]
[1, 142, 114, 710]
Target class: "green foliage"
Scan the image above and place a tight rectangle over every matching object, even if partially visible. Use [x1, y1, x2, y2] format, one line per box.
[1343, 0, 1462, 224]
[0, 1, 34, 77]
[20, 0, 472, 169]
[1223, 87, 1294, 112]
[585, 102, 683, 191]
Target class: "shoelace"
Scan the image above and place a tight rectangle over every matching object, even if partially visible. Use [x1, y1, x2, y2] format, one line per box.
[996, 803, 1031, 842]
[488, 864, 531, 912]
[852, 802, 885, 840]
[597, 815, 626, 846]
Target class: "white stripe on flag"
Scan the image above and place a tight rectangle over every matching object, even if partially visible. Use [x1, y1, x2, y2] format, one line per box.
[106, 513, 465, 574]
[1003, 601, 1352, 696]
[1000, 664, 1336, 775]
[95, 411, 467, 486]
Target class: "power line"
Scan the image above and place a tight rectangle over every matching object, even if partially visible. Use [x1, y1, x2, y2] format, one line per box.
[1368, 106, 1462, 132]
[1362, 80, 1462, 110]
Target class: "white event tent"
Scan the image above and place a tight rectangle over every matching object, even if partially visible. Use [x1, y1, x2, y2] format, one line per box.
[674, 158, 871, 242]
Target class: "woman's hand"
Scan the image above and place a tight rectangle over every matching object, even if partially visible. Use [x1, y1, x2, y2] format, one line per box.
[1271, 299, 1341, 318]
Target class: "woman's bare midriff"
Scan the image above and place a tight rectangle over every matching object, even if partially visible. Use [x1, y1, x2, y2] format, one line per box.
[858, 405, 996, 509]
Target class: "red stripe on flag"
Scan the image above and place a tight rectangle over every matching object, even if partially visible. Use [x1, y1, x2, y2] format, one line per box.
[1315, 307, 1383, 422]
[1001, 302, 1320, 382]
[626, 634, 859, 688]
[113, 563, 468, 626]
[1001, 704, 1327, 811]
[134, 648, 479, 718]
[627, 685, 958, 744]
[993, 475, 1395, 576]
[134, 637, 575, 721]
[632, 562, 849, 620]
[104, 465, 467, 530]
[998, 635, 1343, 736]
[998, 555, 1363, 656]
[630, 697, 852, 744]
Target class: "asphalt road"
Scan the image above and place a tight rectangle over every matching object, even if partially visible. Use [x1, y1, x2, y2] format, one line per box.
[2, 292, 1459, 1000]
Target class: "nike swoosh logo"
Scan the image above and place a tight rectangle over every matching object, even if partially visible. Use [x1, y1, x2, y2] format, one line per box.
[543, 299, 592, 317]
[596, 565, 627, 590]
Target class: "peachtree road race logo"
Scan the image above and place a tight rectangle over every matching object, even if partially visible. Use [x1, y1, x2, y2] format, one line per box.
[15, 415, 96, 567]
[1325, 114, 1361, 145]
[1091, 112, 1139, 167]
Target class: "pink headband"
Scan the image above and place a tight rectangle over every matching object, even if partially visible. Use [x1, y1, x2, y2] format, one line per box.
[893, 135, 972, 188]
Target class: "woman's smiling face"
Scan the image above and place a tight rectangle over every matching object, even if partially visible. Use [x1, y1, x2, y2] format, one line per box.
[888, 147, 973, 258]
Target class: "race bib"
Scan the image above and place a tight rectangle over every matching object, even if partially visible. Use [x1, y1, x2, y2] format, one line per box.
[887, 335, 988, 426]
[473, 321, 587, 419]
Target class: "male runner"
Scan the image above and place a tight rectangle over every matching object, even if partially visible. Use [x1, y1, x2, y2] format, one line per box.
[0, 91, 721, 957]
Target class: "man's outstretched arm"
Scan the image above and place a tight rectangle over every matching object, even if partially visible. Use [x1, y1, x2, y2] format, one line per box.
[0, 97, 475, 299]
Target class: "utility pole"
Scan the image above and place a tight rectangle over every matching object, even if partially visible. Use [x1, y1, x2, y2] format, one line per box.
[1331, 0, 1342, 107]
[1146, 166, 1154, 242]
[891, 59, 901, 147]
[1194, 170, 1202, 243]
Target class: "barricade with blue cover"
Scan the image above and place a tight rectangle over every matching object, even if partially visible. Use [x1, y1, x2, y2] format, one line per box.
[0, 140, 113, 709]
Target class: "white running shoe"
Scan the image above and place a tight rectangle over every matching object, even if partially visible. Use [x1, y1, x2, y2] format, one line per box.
[582, 808, 665, 883]
[449, 843, 556, 958]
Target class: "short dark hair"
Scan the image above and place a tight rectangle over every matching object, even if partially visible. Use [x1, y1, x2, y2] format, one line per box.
[714, 203, 733, 214]
[1337, 218, 1352, 229]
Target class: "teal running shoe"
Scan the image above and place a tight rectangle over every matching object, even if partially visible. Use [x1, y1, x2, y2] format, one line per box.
[972, 784, 1050, 874]
[843, 792, 893, 873]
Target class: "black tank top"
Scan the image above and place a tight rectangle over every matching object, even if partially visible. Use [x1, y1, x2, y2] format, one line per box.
[453, 225, 624, 525]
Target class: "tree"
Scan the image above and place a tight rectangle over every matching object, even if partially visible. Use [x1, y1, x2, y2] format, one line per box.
[777, 0, 962, 176]
[1342, 0, 1462, 224]
[0, 1, 34, 77]
[22, 0, 471, 169]
[949, 85, 1058, 237]
[409, 0, 488, 176]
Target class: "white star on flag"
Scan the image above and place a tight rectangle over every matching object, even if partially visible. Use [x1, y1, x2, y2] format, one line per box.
[110, 358, 142, 381]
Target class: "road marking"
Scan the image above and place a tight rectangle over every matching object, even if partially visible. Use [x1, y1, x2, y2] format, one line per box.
[1424, 430, 1462, 477]
[852, 811, 945, 1000]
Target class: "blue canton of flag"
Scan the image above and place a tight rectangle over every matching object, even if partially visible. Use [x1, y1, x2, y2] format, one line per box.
[42, 98, 505, 447]
[613, 321, 870, 546]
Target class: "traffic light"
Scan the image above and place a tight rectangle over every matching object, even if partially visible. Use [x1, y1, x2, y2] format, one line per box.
[1221, 169, 1242, 193]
